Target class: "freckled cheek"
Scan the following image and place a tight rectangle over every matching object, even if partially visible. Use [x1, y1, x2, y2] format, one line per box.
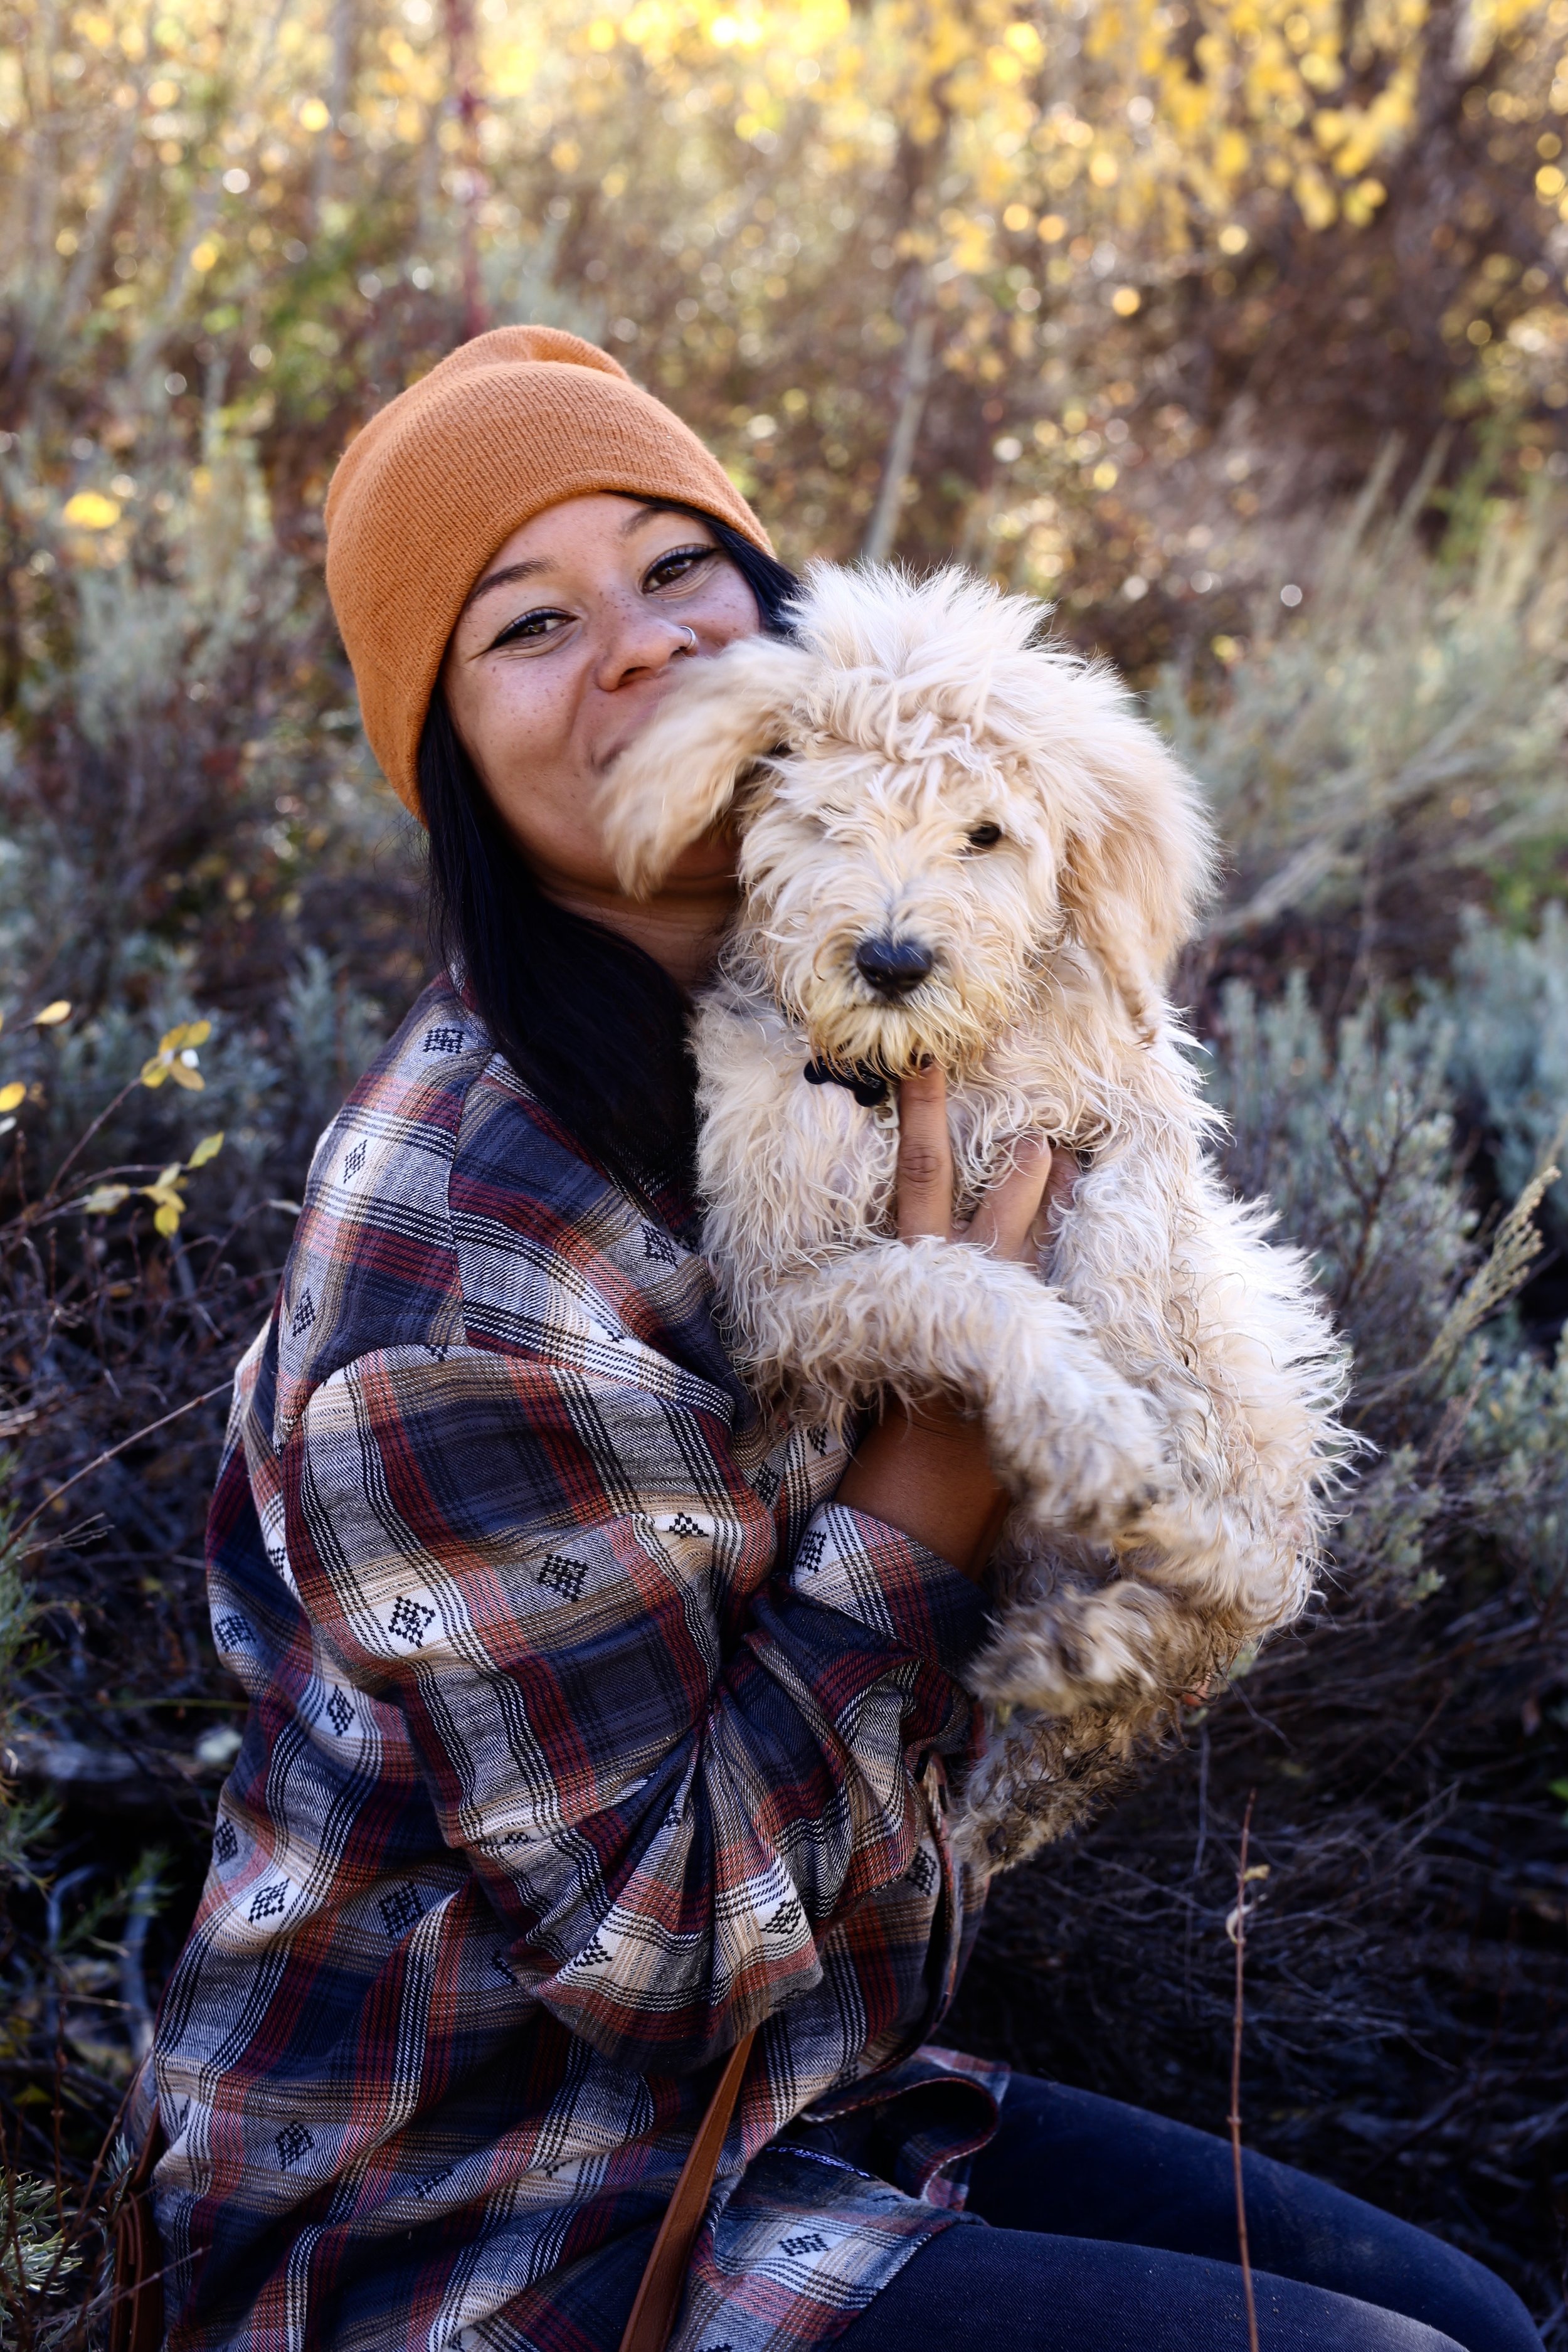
[459, 672, 615, 879]
[467, 662, 577, 783]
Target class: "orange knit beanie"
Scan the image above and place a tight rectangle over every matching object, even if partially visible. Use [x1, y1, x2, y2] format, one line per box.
[324, 324, 773, 817]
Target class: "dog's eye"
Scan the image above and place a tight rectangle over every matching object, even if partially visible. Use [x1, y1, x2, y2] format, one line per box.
[965, 824, 1003, 851]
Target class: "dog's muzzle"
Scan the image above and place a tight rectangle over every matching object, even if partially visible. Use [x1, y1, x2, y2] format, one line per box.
[854, 935, 935, 997]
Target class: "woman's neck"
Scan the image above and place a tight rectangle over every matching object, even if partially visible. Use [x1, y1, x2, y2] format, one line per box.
[541, 875, 738, 997]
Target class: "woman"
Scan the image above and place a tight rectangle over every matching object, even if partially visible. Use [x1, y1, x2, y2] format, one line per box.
[147, 327, 1541, 2352]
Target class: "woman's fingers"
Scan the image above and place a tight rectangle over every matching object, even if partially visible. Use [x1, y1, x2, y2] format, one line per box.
[895, 1065, 956, 1240]
[969, 1134, 1052, 1262]
[891, 1079, 1074, 1263]
[1035, 1143, 1081, 1251]
[1042, 1147, 1079, 1220]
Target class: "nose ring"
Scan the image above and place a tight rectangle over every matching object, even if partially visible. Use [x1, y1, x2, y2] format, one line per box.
[675, 624, 697, 652]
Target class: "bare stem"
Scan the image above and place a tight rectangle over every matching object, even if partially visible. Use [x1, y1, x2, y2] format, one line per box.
[13, 1378, 234, 1544]
[1229, 1788, 1261, 2352]
[861, 285, 936, 567]
[39, 1076, 144, 1205]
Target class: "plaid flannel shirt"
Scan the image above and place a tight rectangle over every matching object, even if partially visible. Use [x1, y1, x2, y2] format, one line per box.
[150, 977, 1007, 2352]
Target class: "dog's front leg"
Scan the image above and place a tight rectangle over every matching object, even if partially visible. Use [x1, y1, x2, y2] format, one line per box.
[727, 1236, 1173, 1544]
[1049, 1138, 1350, 1642]
[950, 1123, 1351, 1759]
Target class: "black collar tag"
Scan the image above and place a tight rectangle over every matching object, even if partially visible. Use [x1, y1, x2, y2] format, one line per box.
[803, 1059, 889, 1109]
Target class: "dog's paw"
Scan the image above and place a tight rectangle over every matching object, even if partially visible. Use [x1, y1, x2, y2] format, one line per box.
[987, 1373, 1172, 1541]
[970, 1577, 1200, 1719]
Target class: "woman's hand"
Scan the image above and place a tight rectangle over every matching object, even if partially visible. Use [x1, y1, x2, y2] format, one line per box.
[834, 1067, 1077, 1583]
[891, 1064, 1074, 1256]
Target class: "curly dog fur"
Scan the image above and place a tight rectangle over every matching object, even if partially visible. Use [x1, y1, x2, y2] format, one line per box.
[601, 563, 1350, 1872]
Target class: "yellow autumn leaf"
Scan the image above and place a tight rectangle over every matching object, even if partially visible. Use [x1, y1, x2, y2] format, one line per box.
[1216, 127, 1251, 179]
[81, 1184, 131, 1214]
[142, 1017, 213, 1088]
[0, 1083, 24, 1113]
[188, 1131, 225, 1167]
[1342, 177, 1386, 225]
[62, 492, 122, 531]
[140, 1163, 188, 1235]
[1293, 162, 1339, 229]
[30, 1000, 70, 1026]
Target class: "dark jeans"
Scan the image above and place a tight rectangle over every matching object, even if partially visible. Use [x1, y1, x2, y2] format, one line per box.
[839, 2075, 1544, 2352]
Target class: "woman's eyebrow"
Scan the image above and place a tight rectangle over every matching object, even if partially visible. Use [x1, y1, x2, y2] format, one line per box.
[464, 556, 552, 612]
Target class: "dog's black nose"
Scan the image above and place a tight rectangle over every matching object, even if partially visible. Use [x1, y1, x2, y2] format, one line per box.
[854, 935, 935, 996]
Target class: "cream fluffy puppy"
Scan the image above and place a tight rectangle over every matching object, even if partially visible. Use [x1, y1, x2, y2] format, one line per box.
[602, 563, 1348, 1870]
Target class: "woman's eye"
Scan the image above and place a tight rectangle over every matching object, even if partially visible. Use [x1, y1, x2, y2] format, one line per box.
[487, 608, 572, 652]
[645, 544, 719, 593]
[965, 823, 1003, 850]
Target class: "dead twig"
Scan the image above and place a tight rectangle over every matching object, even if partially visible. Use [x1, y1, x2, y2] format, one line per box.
[13, 1377, 234, 1545]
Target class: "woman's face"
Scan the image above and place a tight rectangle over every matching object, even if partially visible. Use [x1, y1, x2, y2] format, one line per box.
[440, 493, 761, 909]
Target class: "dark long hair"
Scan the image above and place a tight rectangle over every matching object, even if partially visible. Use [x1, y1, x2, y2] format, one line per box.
[421, 507, 799, 1198]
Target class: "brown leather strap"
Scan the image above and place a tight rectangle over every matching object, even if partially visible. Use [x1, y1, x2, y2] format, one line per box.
[618, 2028, 757, 2352]
[109, 2106, 166, 2352]
[126, 2108, 163, 2196]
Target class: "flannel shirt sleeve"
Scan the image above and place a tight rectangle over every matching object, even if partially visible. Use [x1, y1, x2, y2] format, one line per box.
[283, 1340, 987, 2074]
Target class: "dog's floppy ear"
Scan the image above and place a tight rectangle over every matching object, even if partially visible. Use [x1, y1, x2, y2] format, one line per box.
[1055, 704, 1217, 1038]
[600, 633, 809, 899]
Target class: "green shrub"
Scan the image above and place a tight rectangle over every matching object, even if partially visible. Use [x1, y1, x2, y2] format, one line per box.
[1160, 487, 1568, 989]
[1444, 904, 1568, 1238]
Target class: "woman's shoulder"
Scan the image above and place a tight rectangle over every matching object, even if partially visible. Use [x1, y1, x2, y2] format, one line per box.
[335, 973, 655, 1250]
[268, 977, 739, 1434]
[302, 972, 613, 1218]
[267, 978, 600, 1425]
[296, 972, 501, 1251]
